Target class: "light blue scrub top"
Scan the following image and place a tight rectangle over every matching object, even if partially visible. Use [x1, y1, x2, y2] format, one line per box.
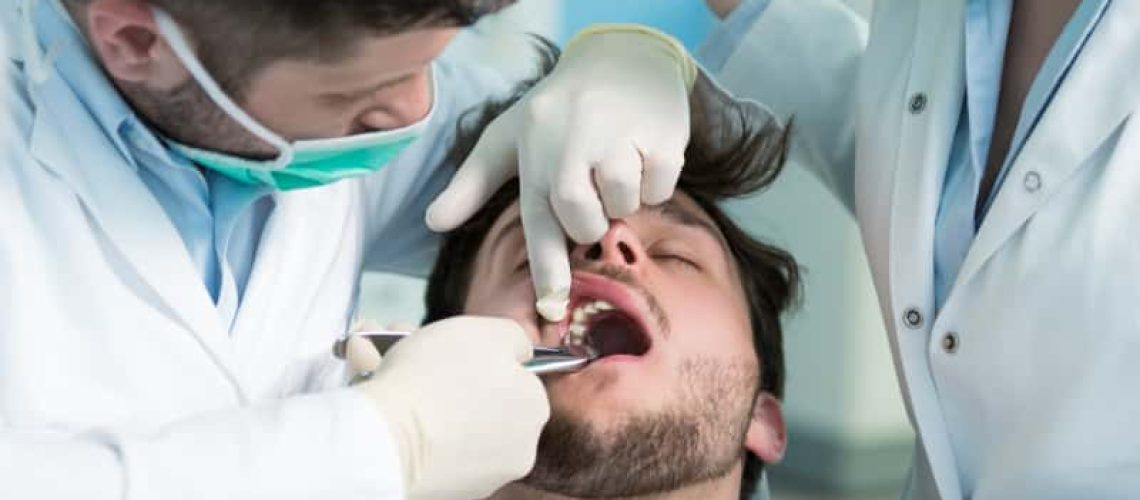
[933, 0, 1110, 311]
[699, 0, 1110, 312]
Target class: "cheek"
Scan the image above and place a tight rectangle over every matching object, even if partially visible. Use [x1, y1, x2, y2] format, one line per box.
[463, 279, 540, 341]
[656, 278, 754, 358]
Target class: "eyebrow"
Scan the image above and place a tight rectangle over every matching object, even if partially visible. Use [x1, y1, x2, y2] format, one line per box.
[325, 73, 417, 101]
[649, 199, 731, 253]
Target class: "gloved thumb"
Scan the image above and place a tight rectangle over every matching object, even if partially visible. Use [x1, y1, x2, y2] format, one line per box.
[344, 336, 383, 375]
[426, 113, 521, 232]
[343, 318, 394, 375]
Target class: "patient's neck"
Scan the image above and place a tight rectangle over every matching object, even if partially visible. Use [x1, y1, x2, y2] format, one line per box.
[486, 463, 743, 500]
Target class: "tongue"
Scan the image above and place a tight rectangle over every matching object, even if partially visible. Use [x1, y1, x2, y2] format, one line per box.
[588, 313, 649, 357]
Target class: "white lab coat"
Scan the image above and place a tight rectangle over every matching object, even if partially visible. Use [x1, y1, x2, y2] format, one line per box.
[708, 0, 1140, 498]
[0, 3, 517, 498]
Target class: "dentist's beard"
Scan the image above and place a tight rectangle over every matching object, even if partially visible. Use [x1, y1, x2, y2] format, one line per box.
[116, 76, 275, 160]
[522, 358, 760, 498]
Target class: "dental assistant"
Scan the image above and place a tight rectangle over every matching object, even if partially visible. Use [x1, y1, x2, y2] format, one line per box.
[681, 0, 1140, 498]
[0, 0, 694, 498]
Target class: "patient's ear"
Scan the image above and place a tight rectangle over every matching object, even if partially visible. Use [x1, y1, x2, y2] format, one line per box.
[744, 393, 786, 463]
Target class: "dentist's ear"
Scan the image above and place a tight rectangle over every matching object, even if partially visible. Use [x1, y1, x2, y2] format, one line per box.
[82, 0, 185, 88]
[744, 393, 788, 464]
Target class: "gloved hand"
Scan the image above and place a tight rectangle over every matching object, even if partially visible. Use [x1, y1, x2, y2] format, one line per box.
[353, 317, 549, 500]
[426, 24, 697, 322]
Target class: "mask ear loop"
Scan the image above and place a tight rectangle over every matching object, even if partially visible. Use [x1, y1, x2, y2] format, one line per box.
[151, 8, 292, 168]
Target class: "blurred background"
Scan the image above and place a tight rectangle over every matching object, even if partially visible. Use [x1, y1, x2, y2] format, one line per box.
[359, 1, 913, 499]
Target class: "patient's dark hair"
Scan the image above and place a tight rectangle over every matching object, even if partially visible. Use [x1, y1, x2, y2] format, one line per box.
[423, 40, 800, 499]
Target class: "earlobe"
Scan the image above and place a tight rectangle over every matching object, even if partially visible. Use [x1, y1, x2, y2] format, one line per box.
[744, 393, 787, 464]
[85, 0, 174, 84]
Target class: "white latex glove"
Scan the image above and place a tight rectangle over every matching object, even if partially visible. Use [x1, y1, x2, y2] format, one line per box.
[343, 319, 421, 373]
[354, 316, 549, 500]
[426, 24, 697, 322]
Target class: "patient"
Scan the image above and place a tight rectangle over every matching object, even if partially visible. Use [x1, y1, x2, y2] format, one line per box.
[423, 45, 800, 500]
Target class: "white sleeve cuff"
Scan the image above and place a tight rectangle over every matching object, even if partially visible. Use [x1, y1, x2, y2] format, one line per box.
[115, 389, 404, 500]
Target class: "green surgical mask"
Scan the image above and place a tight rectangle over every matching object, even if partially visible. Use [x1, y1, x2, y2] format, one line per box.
[153, 9, 433, 191]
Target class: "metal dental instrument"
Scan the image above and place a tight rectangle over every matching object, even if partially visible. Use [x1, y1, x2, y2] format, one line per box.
[333, 330, 594, 377]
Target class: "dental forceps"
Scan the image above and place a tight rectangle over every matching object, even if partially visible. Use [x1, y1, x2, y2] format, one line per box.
[333, 330, 595, 377]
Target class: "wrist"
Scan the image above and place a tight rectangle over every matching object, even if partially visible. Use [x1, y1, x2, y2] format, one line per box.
[354, 381, 420, 492]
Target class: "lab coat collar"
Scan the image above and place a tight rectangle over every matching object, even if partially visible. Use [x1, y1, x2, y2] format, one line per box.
[22, 0, 179, 170]
[953, 0, 1140, 290]
[26, 42, 243, 399]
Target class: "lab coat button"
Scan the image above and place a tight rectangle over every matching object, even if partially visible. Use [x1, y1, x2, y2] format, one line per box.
[942, 332, 959, 354]
[909, 93, 928, 114]
[1024, 171, 1043, 193]
[903, 308, 924, 329]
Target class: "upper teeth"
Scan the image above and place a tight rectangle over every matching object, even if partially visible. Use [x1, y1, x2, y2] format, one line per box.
[564, 300, 615, 347]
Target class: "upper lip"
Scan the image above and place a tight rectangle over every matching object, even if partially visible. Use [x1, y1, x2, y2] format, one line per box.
[555, 270, 659, 352]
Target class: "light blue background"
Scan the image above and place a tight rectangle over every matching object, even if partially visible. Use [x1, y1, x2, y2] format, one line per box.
[557, 1, 716, 49]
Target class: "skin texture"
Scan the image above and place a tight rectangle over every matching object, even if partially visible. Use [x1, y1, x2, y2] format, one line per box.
[463, 193, 786, 499]
[69, 0, 456, 158]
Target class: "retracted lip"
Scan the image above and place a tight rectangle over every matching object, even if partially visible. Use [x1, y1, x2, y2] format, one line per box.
[557, 271, 658, 358]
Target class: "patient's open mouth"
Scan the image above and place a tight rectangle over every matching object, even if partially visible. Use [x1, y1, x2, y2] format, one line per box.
[563, 299, 652, 359]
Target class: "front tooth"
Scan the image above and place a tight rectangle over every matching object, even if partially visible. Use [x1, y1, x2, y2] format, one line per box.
[595, 300, 615, 311]
[572, 308, 588, 323]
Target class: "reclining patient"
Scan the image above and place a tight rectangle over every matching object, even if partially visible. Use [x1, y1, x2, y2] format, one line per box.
[422, 46, 801, 500]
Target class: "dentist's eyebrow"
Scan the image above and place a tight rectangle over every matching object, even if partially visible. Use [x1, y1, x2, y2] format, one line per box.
[323, 73, 417, 101]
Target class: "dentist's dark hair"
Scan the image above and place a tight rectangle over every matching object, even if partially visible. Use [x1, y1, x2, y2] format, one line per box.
[66, 0, 515, 96]
[422, 40, 800, 499]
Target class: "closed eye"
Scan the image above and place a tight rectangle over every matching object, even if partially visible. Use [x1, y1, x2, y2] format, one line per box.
[652, 253, 701, 270]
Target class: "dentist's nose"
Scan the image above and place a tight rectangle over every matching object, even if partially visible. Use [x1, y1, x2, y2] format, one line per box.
[357, 71, 432, 131]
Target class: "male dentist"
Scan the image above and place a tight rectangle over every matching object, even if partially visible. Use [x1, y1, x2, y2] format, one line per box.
[0, 0, 694, 498]
[679, 0, 1140, 498]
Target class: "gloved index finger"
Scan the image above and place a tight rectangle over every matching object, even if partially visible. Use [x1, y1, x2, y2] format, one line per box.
[521, 189, 573, 324]
[425, 110, 521, 232]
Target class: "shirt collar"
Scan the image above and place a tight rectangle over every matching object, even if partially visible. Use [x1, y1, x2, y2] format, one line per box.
[30, 0, 180, 170]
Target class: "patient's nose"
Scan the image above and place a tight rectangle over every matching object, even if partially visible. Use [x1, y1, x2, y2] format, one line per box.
[573, 222, 644, 268]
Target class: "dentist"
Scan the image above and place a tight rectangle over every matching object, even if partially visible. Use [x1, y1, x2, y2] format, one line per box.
[0, 0, 694, 498]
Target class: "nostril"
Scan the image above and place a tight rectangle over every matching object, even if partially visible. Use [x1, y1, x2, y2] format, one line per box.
[585, 244, 603, 260]
[618, 242, 636, 264]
